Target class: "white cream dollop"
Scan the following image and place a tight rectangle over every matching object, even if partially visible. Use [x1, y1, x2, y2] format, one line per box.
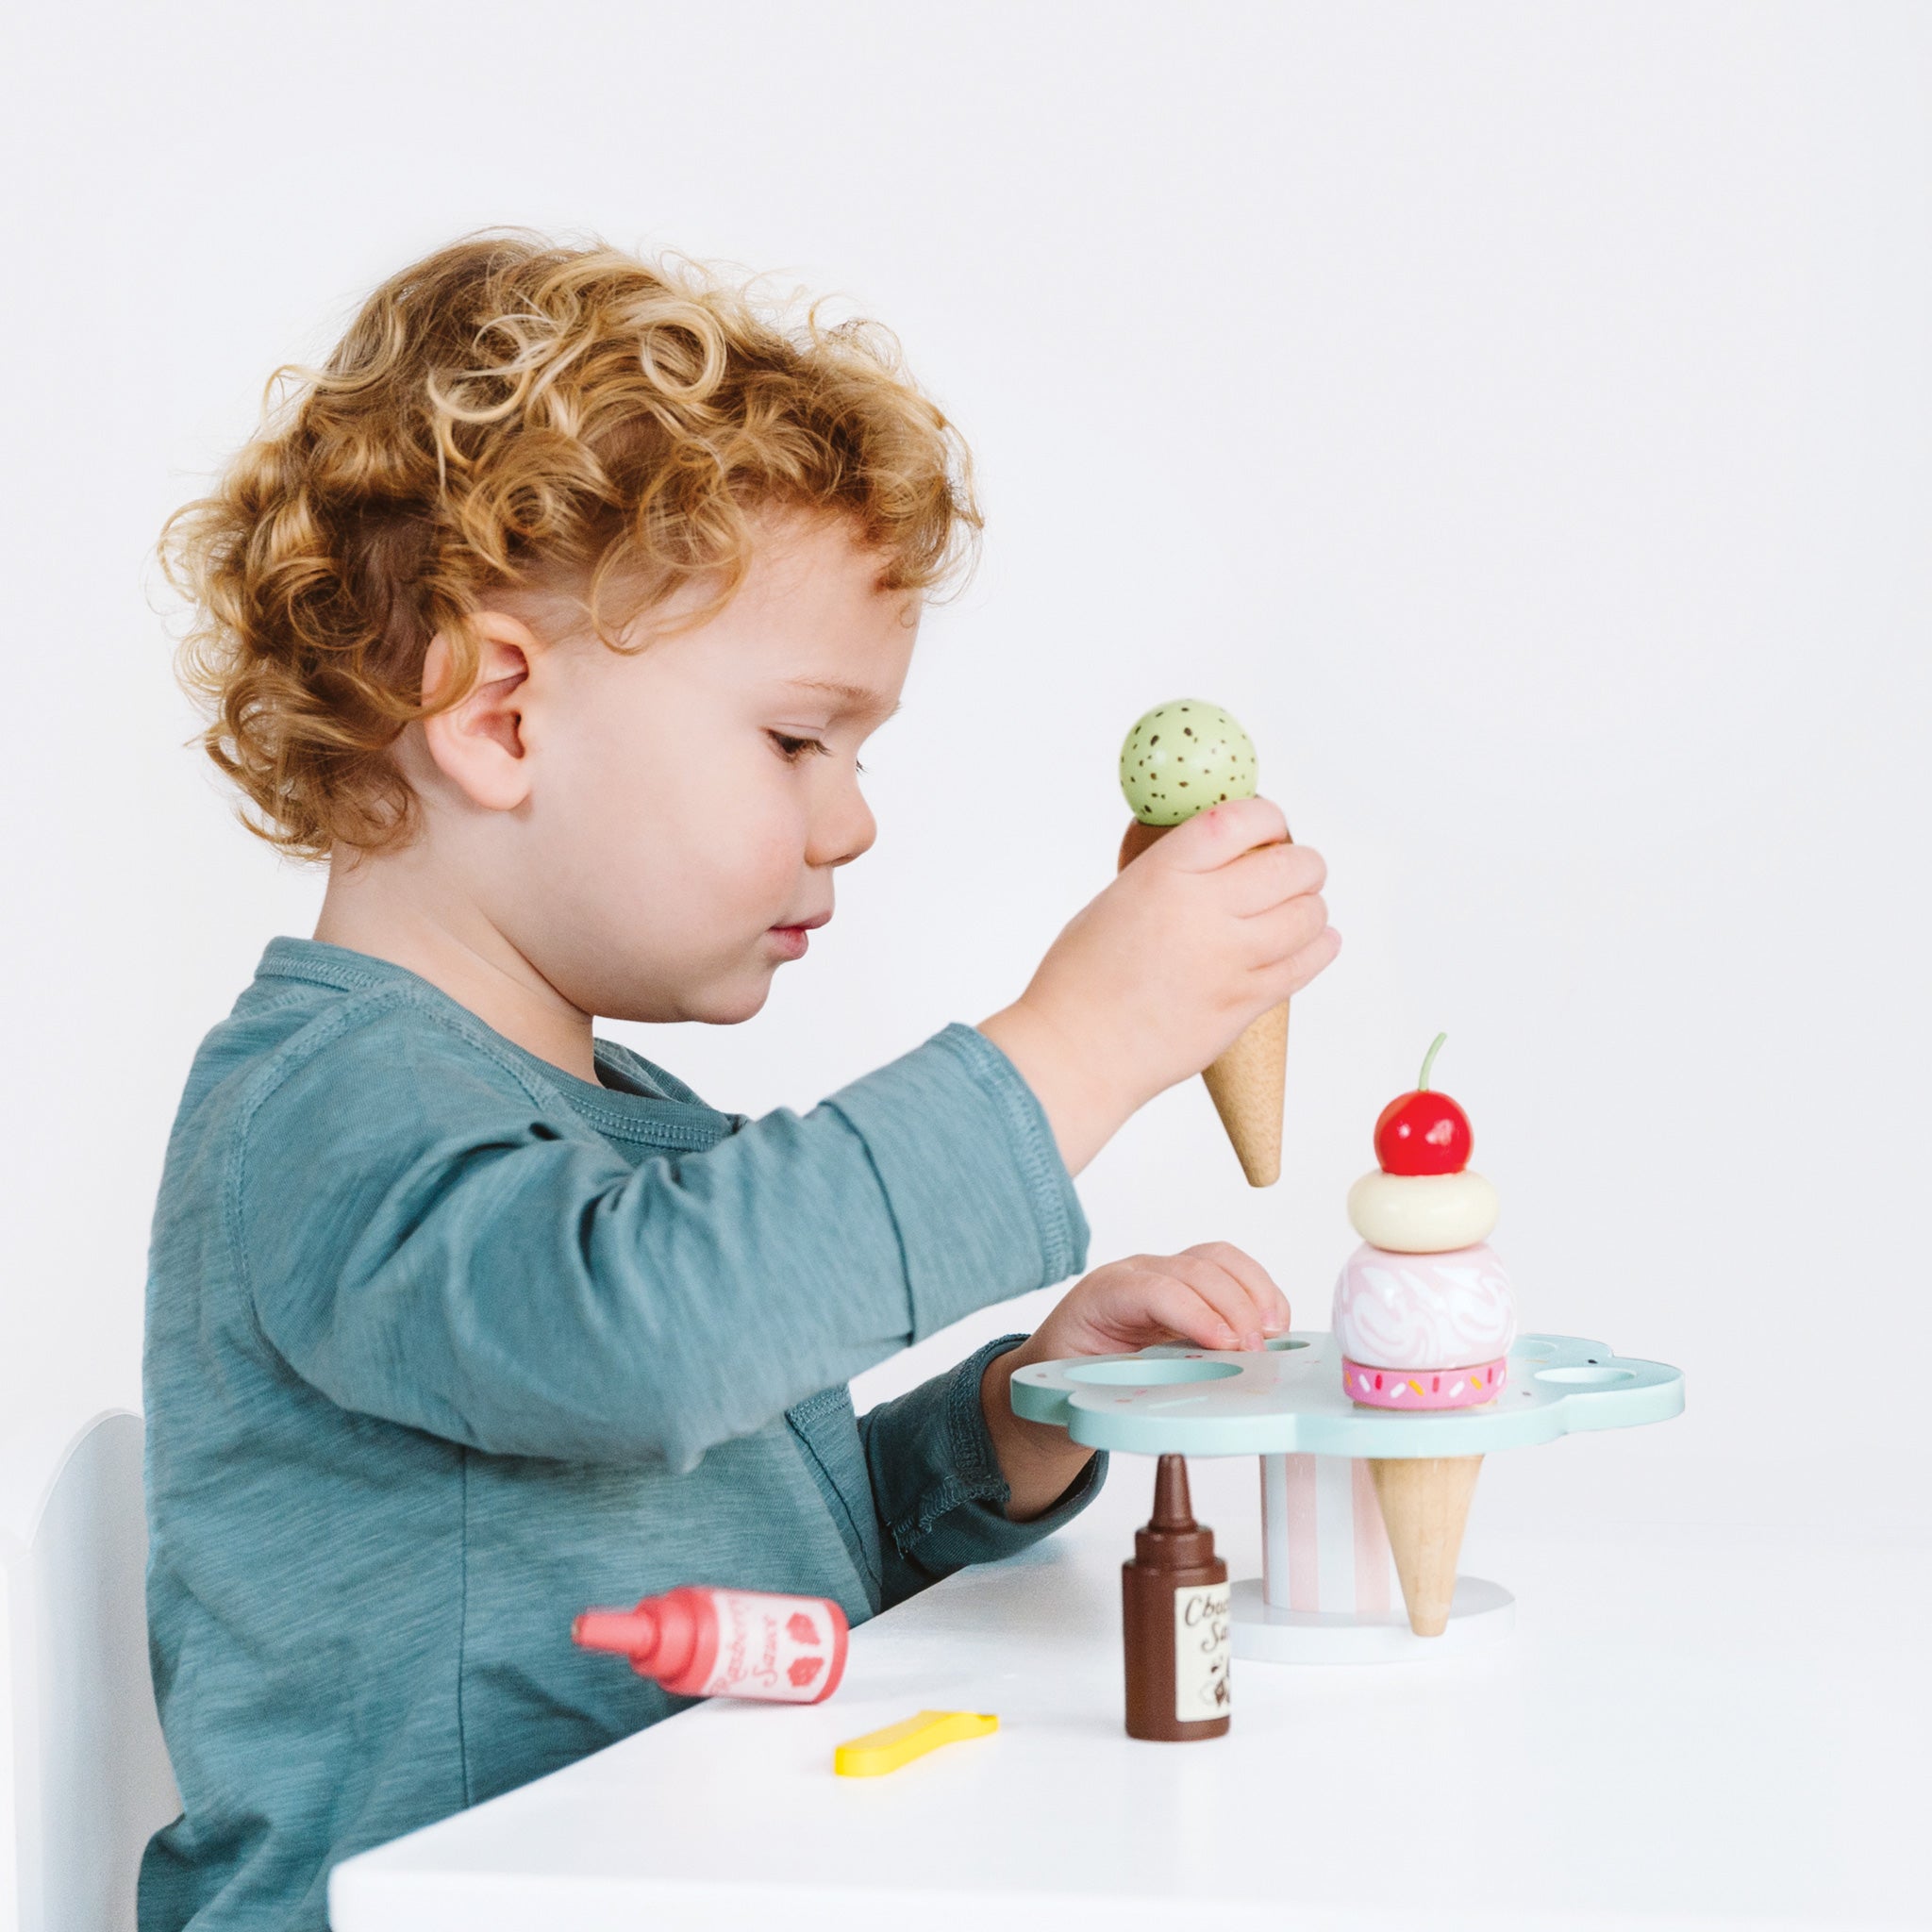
[1330, 1241, 1517, 1370]
[1346, 1168, 1499, 1254]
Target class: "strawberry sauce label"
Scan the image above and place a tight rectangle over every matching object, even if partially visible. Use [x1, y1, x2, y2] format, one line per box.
[697, 1590, 841, 1702]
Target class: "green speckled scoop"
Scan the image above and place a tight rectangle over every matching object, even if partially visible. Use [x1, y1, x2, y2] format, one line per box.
[1119, 699, 1258, 825]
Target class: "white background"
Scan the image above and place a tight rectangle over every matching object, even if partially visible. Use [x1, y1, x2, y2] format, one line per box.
[1, 1, 1925, 1545]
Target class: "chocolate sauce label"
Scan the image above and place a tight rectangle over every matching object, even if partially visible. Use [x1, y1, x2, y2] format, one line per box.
[698, 1589, 840, 1702]
[1174, 1581, 1231, 1723]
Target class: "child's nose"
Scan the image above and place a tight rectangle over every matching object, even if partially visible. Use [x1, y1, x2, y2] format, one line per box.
[807, 775, 876, 870]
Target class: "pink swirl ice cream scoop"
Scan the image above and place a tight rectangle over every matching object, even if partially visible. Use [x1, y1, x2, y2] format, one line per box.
[1331, 1242, 1517, 1370]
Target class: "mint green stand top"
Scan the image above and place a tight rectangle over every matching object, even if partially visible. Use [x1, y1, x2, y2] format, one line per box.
[1008, 1332, 1683, 1457]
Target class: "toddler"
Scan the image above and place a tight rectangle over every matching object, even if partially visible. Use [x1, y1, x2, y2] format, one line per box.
[142, 234, 1337, 1930]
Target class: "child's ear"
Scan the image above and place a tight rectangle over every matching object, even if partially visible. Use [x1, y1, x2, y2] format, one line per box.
[418, 613, 543, 812]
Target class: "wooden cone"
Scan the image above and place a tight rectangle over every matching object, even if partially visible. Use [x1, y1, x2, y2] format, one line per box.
[1202, 1001, 1288, 1187]
[1117, 819, 1169, 868]
[1118, 817, 1290, 1189]
[1368, 1455, 1483, 1637]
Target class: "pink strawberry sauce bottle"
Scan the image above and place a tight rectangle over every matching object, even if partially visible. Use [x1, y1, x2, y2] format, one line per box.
[573, 1586, 850, 1704]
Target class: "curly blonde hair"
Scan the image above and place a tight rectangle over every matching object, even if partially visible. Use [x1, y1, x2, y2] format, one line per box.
[164, 233, 980, 859]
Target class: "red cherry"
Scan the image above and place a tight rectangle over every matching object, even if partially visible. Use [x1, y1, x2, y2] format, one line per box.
[1374, 1033, 1474, 1175]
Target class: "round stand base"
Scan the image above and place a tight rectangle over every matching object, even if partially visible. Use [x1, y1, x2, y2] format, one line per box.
[1230, 1574, 1515, 1664]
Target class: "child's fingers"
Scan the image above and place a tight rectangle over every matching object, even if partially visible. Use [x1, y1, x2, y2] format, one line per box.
[1158, 797, 1291, 873]
[1135, 1274, 1248, 1351]
[1158, 1250, 1277, 1348]
[1257, 924, 1342, 1003]
[1180, 1241, 1291, 1333]
[1238, 892, 1332, 970]
[1224, 841, 1326, 917]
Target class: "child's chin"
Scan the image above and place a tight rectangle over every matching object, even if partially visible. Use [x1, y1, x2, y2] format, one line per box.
[687, 974, 775, 1026]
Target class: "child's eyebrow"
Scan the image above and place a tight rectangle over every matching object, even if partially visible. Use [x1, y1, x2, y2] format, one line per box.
[780, 677, 901, 718]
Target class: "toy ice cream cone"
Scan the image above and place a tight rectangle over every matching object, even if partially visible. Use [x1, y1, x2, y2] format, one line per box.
[1202, 1001, 1289, 1187]
[1117, 701, 1286, 1189]
[1332, 1039, 1516, 1633]
[1368, 1454, 1483, 1637]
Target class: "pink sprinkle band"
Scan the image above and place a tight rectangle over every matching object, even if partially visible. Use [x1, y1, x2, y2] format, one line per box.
[1341, 1356, 1509, 1410]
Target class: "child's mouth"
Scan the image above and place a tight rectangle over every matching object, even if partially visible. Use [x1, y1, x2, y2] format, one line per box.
[768, 912, 829, 960]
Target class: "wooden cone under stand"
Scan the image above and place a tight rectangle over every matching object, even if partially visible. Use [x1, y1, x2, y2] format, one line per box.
[1368, 1455, 1484, 1638]
[1118, 816, 1290, 1190]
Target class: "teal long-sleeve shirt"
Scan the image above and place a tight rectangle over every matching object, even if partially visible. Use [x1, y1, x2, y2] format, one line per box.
[140, 939, 1104, 1931]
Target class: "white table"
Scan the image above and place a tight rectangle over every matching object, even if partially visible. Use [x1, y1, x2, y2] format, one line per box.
[330, 1455, 1927, 1931]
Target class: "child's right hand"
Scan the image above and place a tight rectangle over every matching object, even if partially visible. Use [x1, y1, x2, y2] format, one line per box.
[979, 798, 1337, 1173]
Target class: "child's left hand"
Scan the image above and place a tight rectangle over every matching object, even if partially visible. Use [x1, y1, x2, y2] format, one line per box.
[1024, 1241, 1291, 1359]
[980, 1243, 1289, 1521]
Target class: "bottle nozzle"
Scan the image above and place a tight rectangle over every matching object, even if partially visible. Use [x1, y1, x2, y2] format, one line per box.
[573, 1606, 661, 1663]
[1150, 1454, 1197, 1530]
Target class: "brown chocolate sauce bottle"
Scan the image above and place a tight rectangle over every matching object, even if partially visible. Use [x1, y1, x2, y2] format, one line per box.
[1122, 1454, 1231, 1740]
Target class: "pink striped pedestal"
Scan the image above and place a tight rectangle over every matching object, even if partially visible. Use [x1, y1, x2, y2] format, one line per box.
[1232, 1453, 1514, 1664]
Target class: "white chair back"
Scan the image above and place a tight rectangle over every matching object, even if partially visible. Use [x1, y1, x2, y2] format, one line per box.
[3, 1411, 180, 1932]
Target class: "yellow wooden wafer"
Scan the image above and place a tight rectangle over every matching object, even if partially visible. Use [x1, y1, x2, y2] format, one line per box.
[833, 1709, 997, 1777]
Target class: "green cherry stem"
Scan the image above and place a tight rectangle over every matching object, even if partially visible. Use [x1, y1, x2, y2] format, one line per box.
[1417, 1031, 1448, 1091]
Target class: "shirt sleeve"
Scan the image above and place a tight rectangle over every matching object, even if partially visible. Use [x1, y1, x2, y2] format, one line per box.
[233, 997, 1088, 1473]
[858, 1335, 1108, 1609]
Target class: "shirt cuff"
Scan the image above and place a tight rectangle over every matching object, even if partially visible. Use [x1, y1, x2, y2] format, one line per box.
[876, 1333, 1108, 1582]
[821, 1024, 1089, 1341]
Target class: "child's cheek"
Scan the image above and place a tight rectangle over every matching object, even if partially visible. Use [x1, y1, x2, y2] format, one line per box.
[698, 776, 807, 909]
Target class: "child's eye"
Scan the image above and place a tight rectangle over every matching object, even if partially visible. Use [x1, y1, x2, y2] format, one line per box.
[768, 731, 829, 762]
